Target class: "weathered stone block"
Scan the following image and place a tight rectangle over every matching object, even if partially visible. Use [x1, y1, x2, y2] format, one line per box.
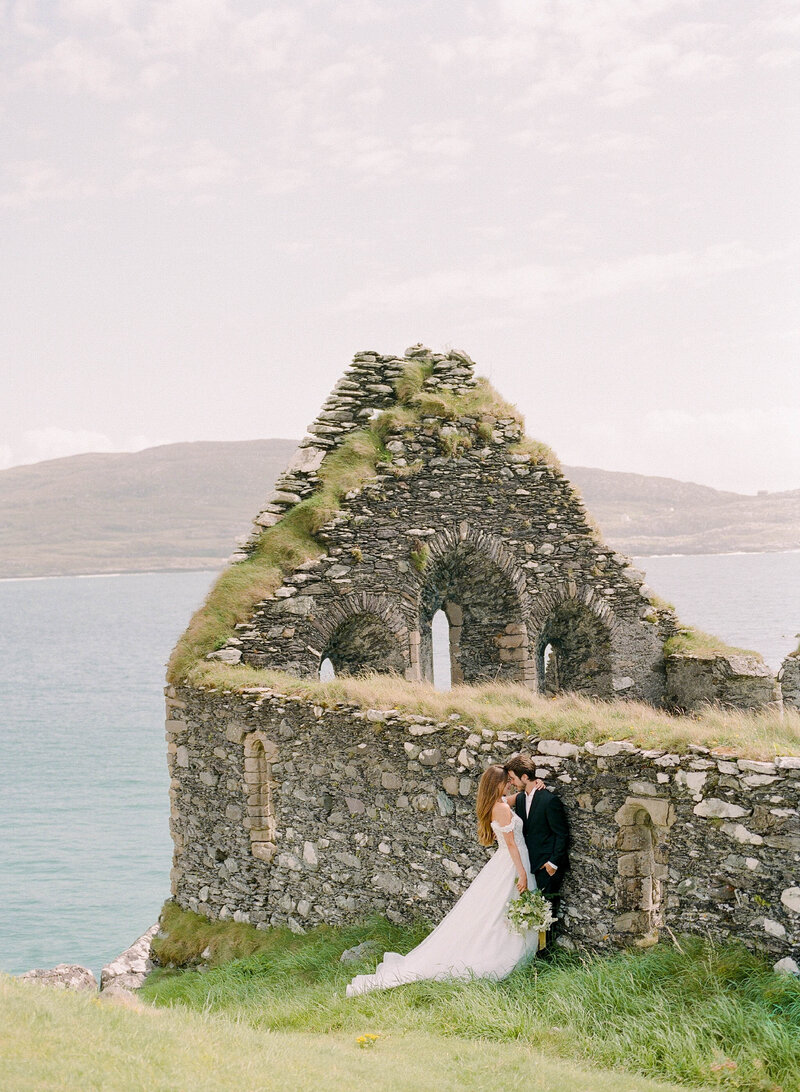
[693, 798, 750, 820]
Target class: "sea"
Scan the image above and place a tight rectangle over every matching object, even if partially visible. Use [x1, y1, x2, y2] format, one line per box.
[1, 553, 798, 979]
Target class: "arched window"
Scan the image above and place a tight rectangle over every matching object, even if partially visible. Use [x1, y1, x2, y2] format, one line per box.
[613, 797, 674, 945]
[319, 656, 335, 682]
[542, 642, 559, 692]
[243, 733, 278, 862]
[431, 609, 452, 691]
[418, 541, 527, 686]
[536, 599, 612, 698]
[320, 612, 406, 677]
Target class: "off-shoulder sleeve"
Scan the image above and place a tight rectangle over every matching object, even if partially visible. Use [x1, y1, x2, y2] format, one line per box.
[492, 819, 515, 834]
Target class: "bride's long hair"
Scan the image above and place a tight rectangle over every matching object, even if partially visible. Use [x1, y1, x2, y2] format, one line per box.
[476, 764, 509, 846]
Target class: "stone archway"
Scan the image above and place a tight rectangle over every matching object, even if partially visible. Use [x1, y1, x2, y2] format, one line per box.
[529, 584, 617, 698]
[418, 523, 531, 687]
[613, 796, 674, 945]
[311, 593, 410, 678]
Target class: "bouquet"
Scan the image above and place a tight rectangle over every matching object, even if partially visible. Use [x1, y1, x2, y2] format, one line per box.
[507, 888, 556, 935]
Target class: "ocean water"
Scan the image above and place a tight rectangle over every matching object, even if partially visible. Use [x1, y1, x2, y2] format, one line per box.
[0, 571, 216, 979]
[1, 553, 798, 978]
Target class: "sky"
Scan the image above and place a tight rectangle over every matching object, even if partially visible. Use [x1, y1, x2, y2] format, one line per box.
[2, 0, 799, 494]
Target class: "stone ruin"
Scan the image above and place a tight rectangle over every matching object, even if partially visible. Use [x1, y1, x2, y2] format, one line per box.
[164, 346, 799, 964]
[209, 345, 788, 711]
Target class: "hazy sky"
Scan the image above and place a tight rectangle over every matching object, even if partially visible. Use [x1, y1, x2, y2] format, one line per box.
[2, 0, 799, 493]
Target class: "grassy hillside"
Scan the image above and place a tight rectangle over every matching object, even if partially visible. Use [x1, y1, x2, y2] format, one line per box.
[0, 975, 685, 1092]
[142, 908, 800, 1091]
[0, 441, 798, 578]
[5, 906, 798, 1091]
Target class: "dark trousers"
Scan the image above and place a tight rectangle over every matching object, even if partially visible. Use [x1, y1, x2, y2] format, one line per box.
[534, 865, 565, 951]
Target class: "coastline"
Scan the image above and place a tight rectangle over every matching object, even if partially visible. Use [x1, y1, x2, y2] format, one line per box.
[3, 547, 800, 581]
[0, 567, 221, 583]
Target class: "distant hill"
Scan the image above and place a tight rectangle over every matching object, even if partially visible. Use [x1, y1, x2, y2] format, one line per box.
[0, 441, 297, 578]
[0, 441, 797, 578]
[567, 466, 800, 558]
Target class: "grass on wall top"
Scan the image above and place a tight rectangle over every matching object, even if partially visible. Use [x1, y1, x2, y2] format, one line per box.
[663, 625, 764, 661]
[183, 664, 800, 758]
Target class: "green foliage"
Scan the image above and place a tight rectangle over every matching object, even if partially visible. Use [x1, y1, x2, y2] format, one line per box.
[438, 429, 473, 458]
[144, 913, 800, 1092]
[409, 541, 430, 573]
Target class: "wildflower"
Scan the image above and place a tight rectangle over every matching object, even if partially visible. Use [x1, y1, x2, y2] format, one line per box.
[356, 1033, 380, 1049]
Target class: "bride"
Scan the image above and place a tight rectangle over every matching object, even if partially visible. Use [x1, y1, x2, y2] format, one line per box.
[345, 764, 541, 996]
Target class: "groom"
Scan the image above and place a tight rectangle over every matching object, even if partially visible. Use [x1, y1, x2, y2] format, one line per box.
[504, 754, 570, 955]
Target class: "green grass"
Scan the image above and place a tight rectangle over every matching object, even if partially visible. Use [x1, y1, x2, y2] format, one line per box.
[0, 976, 686, 1092]
[181, 665, 800, 758]
[142, 909, 800, 1092]
[664, 624, 764, 661]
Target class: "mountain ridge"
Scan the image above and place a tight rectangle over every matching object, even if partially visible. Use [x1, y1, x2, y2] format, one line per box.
[1, 440, 797, 578]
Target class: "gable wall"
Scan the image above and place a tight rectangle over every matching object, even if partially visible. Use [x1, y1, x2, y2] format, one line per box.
[230, 403, 666, 702]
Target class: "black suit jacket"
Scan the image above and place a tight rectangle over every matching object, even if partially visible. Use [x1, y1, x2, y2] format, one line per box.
[514, 787, 570, 875]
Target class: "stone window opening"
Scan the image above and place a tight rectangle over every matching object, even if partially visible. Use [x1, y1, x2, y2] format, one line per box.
[535, 599, 612, 698]
[319, 656, 335, 682]
[613, 797, 674, 945]
[243, 732, 278, 863]
[542, 642, 559, 692]
[419, 542, 528, 686]
[431, 608, 453, 691]
[319, 612, 407, 677]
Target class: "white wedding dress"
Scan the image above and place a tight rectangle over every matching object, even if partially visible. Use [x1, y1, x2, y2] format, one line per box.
[346, 812, 539, 996]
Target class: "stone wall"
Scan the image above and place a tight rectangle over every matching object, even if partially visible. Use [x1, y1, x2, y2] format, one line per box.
[665, 653, 781, 713]
[166, 684, 800, 964]
[780, 654, 800, 711]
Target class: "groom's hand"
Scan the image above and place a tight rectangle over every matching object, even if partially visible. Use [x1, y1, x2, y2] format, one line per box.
[543, 862, 557, 876]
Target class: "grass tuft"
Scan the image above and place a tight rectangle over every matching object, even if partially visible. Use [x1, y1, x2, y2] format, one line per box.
[664, 625, 763, 661]
[394, 362, 435, 404]
[509, 438, 562, 470]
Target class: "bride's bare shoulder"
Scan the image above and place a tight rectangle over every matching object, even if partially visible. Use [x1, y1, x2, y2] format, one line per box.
[492, 799, 512, 822]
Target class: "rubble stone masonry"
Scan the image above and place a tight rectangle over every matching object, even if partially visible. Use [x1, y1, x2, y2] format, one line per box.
[166, 685, 800, 963]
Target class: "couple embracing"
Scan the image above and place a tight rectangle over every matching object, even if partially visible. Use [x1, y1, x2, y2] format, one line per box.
[346, 754, 570, 997]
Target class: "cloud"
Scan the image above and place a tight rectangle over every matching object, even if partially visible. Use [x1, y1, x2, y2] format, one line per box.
[0, 160, 99, 209]
[336, 242, 771, 314]
[1, 428, 156, 469]
[758, 47, 800, 69]
[563, 406, 800, 494]
[23, 36, 120, 98]
[120, 138, 240, 196]
[58, 0, 136, 28]
[143, 0, 231, 56]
